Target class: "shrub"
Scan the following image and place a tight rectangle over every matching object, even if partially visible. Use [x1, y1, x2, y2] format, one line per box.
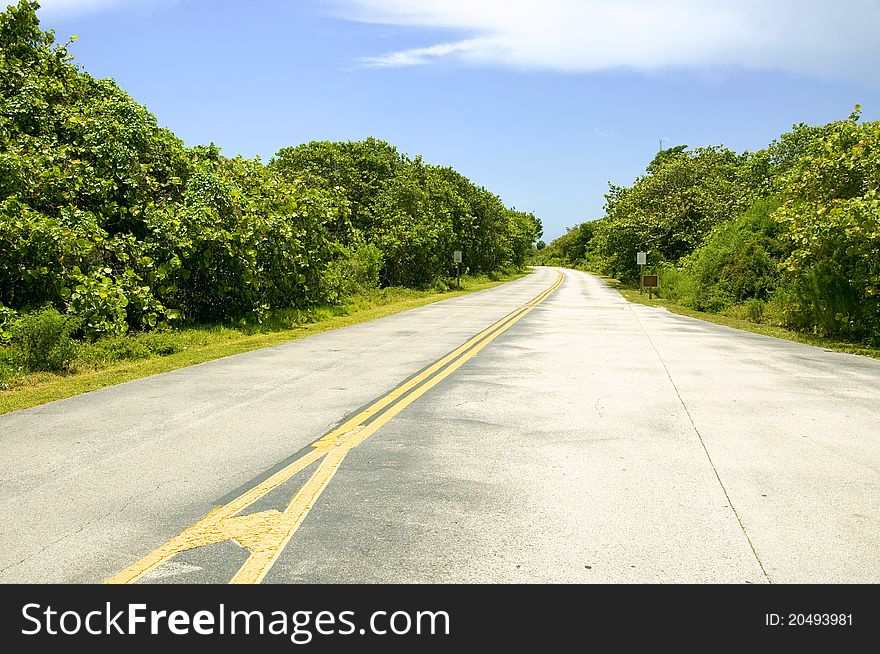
[0, 2, 536, 333]
[80, 336, 151, 365]
[0, 302, 17, 343]
[595, 146, 755, 281]
[137, 331, 182, 356]
[777, 195, 880, 339]
[9, 307, 81, 372]
[723, 298, 767, 324]
[321, 240, 383, 302]
[656, 266, 687, 302]
[762, 284, 816, 332]
[678, 199, 785, 312]
[0, 345, 20, 388]
[64, 268, 133, 338]
[773, 110, 880, 339]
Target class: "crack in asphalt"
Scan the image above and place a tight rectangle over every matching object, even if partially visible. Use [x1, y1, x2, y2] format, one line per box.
[0, 480, 173, 578]
[627, 303, 773, 585]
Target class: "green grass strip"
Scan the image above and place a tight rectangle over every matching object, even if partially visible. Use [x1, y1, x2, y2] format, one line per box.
[0, 273, 526, 415]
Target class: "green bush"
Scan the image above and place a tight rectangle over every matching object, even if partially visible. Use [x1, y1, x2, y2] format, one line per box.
[594, 146, 756, 281]
[80, 336, 151, 365]
[0, 345, 19, 388]
[0, 2, 539, 333]
[689, 113, 879, 342]
[776, 112, 880, 340]
[723, 298, 767, 324]
[0, 363, 14, 389]
[0, 302, 17, 343]
[544, 108, 879, 344]
[656, 266, 687, 302]
[137, 331, 182, 356]
[321, 240, 383, 302]
[762, 284, 817, 332]
[9, 307, 80, 372]
[678, 199, 785, 312]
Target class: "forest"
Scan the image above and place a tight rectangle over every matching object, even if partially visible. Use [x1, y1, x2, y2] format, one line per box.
[542, 109, 880, 344]
[0, 2, 540, 377]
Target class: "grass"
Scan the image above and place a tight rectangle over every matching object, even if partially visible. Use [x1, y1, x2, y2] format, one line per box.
[0, 272, 527, 415]
[600, 275, 880, 360]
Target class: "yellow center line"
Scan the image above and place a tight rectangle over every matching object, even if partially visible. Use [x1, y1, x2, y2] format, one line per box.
[106, 269, 564, 585]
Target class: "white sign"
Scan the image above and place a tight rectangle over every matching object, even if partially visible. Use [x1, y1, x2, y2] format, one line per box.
[453, 250, 463, 264]
[636, 251, 647, 266]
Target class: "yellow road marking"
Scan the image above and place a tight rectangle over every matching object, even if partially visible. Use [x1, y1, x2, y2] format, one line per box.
[106, 270, 564, 585]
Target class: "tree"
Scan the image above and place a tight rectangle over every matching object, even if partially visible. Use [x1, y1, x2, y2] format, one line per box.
[774, 108, 880, 339]
[0, 1, 542, 336]
[594, 146, 754, 281]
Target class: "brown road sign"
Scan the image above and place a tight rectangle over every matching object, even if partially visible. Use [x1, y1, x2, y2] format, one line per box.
[642, 275, 659, 288]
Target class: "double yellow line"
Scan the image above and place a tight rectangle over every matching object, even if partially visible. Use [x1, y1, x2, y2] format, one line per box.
[107, 269, 564, 585]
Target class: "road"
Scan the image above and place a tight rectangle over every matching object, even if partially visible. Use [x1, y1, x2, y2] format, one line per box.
[0, 267, 877, 584]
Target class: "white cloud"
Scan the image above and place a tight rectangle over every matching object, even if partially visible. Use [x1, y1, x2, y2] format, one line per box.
[362, 39, 482, 67]
[340, 0, 880, 82]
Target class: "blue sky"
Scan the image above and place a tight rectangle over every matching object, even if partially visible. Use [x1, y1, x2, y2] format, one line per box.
[33, 0, 880, 241]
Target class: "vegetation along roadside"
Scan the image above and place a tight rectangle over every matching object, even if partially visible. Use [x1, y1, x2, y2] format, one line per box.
[537, 105, 880, 355]
[0, 3, 543, 410]
[0, 272, 526, 415]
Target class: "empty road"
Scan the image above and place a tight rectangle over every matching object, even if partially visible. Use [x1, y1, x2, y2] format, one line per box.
[0, 267, 877, 584]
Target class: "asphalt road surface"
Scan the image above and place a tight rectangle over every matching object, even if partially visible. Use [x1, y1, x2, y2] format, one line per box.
[1, 268, 877, 584]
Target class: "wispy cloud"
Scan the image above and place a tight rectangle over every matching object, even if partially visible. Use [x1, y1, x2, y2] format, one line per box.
[363, 39, 482, 67]
[339, 0, 880, 83]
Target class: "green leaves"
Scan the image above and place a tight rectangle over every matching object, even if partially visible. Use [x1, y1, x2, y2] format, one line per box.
[548, 105, 879, 343]
[677, 199, 785, 313]
[769, 113, 880, 339]
[0, 1, 537, 341]
[270, 138, 538, 289]
[593, 145, 756, 282]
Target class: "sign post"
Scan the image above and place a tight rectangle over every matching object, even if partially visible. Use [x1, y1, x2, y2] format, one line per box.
[453, 250, 463, 289]
[642, 275, 659, 299]
[637, 251, 647, 294]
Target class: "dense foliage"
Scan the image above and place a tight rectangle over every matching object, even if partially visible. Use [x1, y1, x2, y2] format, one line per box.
[545, 110, 880, 343]
[271, 141, 539, 288]
[0, 2, 540, 357]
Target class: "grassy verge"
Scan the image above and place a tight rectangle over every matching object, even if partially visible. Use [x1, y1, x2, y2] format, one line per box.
[600, 276, 880, 360]
[0, 272, 527, 415]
